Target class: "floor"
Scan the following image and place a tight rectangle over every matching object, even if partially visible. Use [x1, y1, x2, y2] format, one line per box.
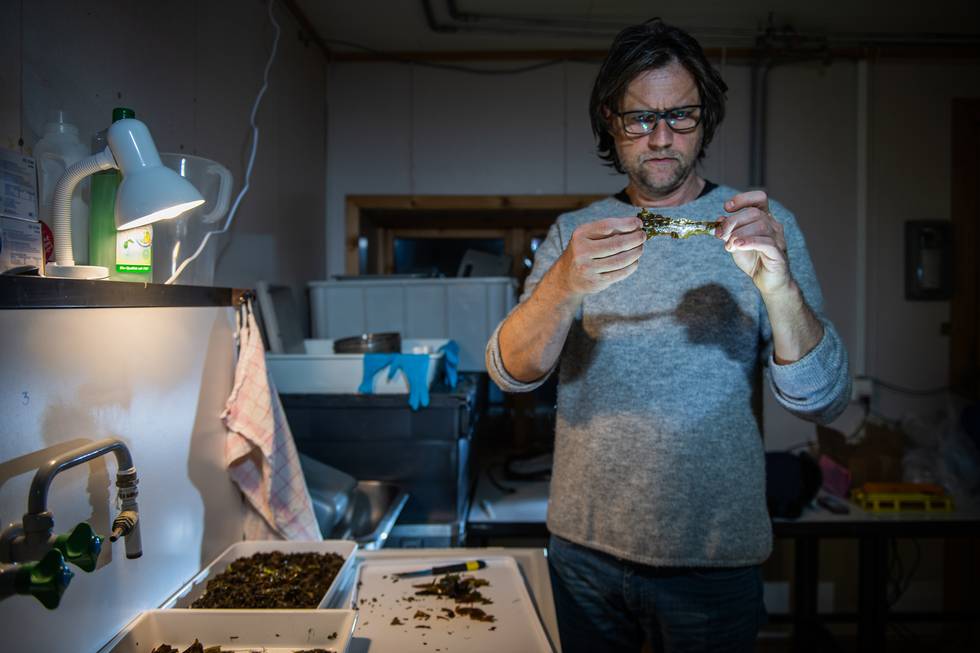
[755, 623, 979, 652]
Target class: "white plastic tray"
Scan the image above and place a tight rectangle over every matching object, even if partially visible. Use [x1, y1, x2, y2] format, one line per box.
[162, 540, 358, 610]
[98, 609, 356, 653]
[266, 338, 447, 394]
[349, 555, 554, 653]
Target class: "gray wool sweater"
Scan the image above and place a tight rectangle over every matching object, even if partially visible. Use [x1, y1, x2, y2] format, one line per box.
[486, 186, 851, 567]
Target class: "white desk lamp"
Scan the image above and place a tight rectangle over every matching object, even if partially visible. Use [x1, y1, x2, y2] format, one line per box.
[44, 118, 205, 279]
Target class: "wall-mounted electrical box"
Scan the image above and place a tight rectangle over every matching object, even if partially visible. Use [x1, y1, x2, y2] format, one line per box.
[905, 220, 952, 301]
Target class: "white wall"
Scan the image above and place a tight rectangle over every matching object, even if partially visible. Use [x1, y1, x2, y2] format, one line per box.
[326, 57, 891, 445]
[868, 61, 979, 418]
[0, 0, 327, 291]
[0, 306, 246, 652]
[761, 60, 861, 446]
[326, 54, 980, 443]
[0, 2, 329, 648]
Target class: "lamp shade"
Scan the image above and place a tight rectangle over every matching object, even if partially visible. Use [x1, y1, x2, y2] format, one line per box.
[107, 119, 204, 230]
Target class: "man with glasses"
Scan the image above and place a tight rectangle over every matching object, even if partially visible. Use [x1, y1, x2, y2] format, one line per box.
[486, 19, 850, 653]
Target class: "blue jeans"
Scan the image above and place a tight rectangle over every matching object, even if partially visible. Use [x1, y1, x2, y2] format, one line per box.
[548, 535, 765, 653]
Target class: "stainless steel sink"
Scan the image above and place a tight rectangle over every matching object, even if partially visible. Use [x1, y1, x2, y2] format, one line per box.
[329, 481, 409, 550]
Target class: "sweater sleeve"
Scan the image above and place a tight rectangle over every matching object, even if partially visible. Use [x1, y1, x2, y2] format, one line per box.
[485, 220, 566, 393]
[762, 205, 852, 424]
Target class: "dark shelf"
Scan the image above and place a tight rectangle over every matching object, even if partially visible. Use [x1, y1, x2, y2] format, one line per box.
[0, 275, 240, 309]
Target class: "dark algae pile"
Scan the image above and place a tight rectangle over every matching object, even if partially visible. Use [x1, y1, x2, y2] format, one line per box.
[412, 574, 496, 622]
[413, 574, 491, 604]
[191, 551, 346, 609]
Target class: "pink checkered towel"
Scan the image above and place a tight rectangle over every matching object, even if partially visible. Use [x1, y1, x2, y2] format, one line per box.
[222, 301, 321, 541]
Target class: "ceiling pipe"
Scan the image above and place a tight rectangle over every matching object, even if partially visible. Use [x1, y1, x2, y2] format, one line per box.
[748, 58, 772, 188]
[423, 0, 649, 40]
[421, 0, 460, 34]
[422, 0, 980, 49]
[281, 0, 333, 59]
[447, 0, 631, 33]
[747, 23, 835, 188]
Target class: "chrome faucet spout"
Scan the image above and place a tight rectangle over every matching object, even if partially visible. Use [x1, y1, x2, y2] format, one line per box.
[0, 438, 141, 607]
[28, 438, 135, 516]
[2, 438, 140, 565]
[110, 468, 142, 559]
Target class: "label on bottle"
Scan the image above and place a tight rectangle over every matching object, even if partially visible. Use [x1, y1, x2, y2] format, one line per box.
[115, 225, 152, 273]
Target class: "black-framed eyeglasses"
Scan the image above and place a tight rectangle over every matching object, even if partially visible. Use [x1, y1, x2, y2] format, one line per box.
[616, 106, 703, 135]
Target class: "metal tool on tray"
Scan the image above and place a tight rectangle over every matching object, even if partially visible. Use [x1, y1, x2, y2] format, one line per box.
[394, 560, 487, 578]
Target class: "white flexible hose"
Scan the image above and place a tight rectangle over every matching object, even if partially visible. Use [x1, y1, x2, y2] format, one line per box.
[164, 0, 281, 285]
[52, 148, 115, 265]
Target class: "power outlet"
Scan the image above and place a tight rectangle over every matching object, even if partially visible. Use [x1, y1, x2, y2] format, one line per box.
[852, 376, 873, 402]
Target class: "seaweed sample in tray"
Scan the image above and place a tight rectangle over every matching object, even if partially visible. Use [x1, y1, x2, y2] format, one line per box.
[190, 551, 345, 609]
[411, 573, 496, 622]
[352, 557, 552, 652]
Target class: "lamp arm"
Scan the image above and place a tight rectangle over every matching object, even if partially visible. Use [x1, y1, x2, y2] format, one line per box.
[52, 148, 118, 267]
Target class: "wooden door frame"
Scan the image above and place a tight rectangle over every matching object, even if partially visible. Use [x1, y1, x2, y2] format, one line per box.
[344, 194, 604, 276]
[946, 97, 980, 629]
[950, 99, 980, 398]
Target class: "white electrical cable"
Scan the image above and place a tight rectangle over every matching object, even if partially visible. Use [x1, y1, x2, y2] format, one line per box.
[164, 0, 281, 285]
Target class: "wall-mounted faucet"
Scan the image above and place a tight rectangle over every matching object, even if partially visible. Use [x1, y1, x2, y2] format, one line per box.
[0, 550, 74, 610]
[0, 438, 142, 608]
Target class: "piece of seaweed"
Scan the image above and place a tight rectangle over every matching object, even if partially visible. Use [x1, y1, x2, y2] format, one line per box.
[638, 207, 720, 240]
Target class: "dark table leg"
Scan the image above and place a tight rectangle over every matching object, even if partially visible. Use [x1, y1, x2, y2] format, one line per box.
[858, 534, 889, 652]
[794, 535, 819, 652]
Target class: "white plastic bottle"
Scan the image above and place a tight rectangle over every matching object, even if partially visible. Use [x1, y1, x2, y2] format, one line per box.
[34, 110, 90, 263]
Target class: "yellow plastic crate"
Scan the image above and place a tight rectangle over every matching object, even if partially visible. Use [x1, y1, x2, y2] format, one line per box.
[851, 485, 954, 512]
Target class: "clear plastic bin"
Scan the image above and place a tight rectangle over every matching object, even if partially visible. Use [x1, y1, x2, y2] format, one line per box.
[266, 338, 447, 394]
[308, 277, 517, 372]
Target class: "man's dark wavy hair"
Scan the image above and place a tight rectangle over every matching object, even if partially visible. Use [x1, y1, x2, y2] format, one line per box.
[589, 19, 728, 173]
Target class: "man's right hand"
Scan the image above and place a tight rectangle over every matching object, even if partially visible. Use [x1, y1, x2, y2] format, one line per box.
[554, 216, 646, 298]
[495, 216, 646, 383]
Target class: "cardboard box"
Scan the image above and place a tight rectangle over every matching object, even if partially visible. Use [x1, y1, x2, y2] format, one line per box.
[0, 148, 39, 222]
[0, 216, 43, 273]
[817, 422, 905, 488]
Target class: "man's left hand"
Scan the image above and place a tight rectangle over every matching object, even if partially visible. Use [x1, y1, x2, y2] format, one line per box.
[715, 190, 791, 297]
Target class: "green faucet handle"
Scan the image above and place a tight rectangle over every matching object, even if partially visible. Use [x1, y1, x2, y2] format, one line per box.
[16, 549, 74, 609]
[53, 522, 103, 572]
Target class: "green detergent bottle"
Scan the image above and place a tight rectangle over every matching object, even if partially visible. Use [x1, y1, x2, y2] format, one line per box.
[88, 107, 153, 282]
[88, 127, 118, 275]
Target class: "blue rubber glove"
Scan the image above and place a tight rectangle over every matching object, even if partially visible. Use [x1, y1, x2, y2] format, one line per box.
[360, 353, 432, 409]
[388, 354, 432, 410]
[359, 353, 397, 394]
[439, 340, 460, 389]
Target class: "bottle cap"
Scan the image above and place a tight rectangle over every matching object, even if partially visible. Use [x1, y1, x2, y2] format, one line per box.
[112, 107, 135, 122]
